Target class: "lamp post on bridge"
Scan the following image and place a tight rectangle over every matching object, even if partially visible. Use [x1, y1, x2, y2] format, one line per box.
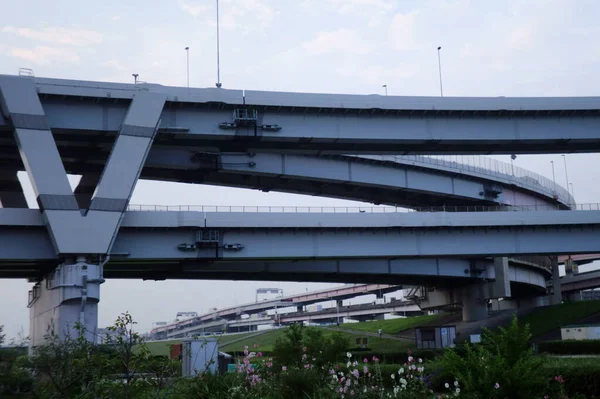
[437, 46, 444, 97]
[185, 47, 190, 90]
[550, 160, 557, 198]
[382, 84, 388, 96]
[510, 154, 516, 176]
[562, 154, 570, 196]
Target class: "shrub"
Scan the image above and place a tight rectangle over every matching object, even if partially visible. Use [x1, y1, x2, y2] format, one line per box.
[434, 315, 550, 399]
[271, 324, 349, 369]
[348, 349, 442, 364]
[538, 339, 600, 355]
[542, 358, 600, 398]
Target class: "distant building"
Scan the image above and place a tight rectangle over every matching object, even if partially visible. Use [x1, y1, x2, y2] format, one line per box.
[561, 324, 600, 340]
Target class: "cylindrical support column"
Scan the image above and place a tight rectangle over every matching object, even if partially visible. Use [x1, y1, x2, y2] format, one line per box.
[462, 283, 488, 322]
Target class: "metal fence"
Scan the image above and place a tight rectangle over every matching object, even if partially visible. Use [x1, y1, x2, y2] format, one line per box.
[127, 203, 600, 213]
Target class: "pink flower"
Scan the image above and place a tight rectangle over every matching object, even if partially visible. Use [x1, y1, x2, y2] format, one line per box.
[282, 366, 287, 371]
[257, 352, 263, 357]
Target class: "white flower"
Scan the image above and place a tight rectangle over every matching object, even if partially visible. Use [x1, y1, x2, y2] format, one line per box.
[454, 380, 459, 387]
[347, 361, 351, 368]
[400, 378, 407, 385]
[347, 352, 352, 358]
[391, 373, 395, 379]
[407, 356, 414, 362]
[494, 383, 500, 389]
[418, 358, 423, 363]
[445, 383, 450, 389]
[398, 367, 404, 374]
[456, 388, 461, 394]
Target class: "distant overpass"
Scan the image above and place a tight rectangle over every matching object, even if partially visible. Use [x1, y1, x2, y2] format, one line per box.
[153, 283, 400, 335]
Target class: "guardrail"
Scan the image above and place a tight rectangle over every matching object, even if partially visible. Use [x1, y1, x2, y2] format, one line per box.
[357, 154, 574, 207]
[127, 203, 600, 213]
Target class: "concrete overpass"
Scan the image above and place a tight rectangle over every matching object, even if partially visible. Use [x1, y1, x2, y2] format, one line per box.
[152, 283, 400, 335]
[2, 209, 600, 267]
[0, 73, 594, 346]
[1, 75, 600, 155]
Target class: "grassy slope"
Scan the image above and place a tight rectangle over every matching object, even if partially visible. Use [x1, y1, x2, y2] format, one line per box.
[219, 328, 413, 354]
[519, 300, 600, 337]
[339, 315, 444, 335]
[144, 331, 262, 357]
[144, 328, 414, 356]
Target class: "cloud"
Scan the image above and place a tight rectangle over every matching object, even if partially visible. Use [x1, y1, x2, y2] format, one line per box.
[388, 11, 418, 52]
[7, 46, 80, 65]
[179, 1, 209, 17]
[101, 59, 126, 70]
[325, 0, 395, 15]
[111, 15, 121, 21]
[303, 29, 372, 55]
[2, 26, 103, 47]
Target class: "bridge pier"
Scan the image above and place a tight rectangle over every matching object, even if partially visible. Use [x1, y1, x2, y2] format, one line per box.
[28, 257, 103, 347]
[461, 282, 488, 322]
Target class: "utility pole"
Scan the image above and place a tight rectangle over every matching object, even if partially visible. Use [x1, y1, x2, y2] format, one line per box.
[437, 46, 444, 97]
[215, 0, 222, 88]
[185, 47, 190, 90]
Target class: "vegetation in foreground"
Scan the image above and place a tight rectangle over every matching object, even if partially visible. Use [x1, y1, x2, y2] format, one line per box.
[2, 313, 598, 398]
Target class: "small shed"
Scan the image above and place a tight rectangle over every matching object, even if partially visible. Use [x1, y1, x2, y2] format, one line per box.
[561, 324, 600, 340]
[415, 325, 456, 349]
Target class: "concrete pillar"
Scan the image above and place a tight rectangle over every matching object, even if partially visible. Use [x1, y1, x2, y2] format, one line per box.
[296, 305, 303, 313]
[28, 257, 104, 347]
[551, 256, 562, 305]
[489, 257, 511, 299]
[0, 171, 28, 208]
[461, 283, 488, 322]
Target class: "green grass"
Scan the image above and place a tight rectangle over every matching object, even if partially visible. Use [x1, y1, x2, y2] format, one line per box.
[219, 328, 413, 354]
[339, 315, 444, 335]
[143, 331, 264, 356]
[519, 300, 600, 337]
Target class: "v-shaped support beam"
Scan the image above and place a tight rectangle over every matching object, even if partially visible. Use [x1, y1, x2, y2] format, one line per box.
[0, 76, 166, 255]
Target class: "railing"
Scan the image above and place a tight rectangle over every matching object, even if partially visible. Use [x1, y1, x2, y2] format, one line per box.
[127, 203, 600, 213]
[356, 154, 575, 207]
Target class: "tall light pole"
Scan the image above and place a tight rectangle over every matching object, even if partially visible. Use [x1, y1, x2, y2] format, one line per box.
[185, 47, 190, 89]
[570, 183, 575, 202]
[215, 0, 222, 88]
[132, 73, 138, 84]
[562, 154, 570, 194]
[437, 46, 444, 97]
[510, 154, 516, 176]
[550, 160, 557, 196]
[382, 84, 387, 96]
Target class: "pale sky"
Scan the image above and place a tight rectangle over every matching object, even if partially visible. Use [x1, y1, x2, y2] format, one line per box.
[1, 0, 600, 339]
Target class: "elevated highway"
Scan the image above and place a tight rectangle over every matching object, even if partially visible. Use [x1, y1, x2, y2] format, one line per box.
[0, 73, 594, 345]
[3, 208, 600, 286]
[1, 76, 600, 155]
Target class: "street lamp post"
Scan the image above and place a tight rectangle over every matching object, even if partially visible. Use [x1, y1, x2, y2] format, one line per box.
[215, 0, 222, 88]
[510, 154, 516, 176]
[437, 46, 444, 97]
[185, 47, 190, 90]
[550, 160, 557, 196]
[562, 154, 570, 194]
[132, 74, 138, 84]
[382, 84, 387, 96]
